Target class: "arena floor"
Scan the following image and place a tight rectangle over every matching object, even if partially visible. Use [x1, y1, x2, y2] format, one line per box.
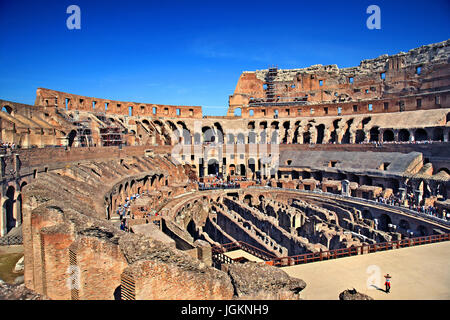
[281, 241, 450, 300]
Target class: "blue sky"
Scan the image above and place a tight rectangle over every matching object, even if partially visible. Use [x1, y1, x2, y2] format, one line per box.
[0, 0, 449, 116]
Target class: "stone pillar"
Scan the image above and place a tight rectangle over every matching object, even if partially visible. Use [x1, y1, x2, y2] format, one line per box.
[0, 155, 4, 178]
[398, 188, 406, 201]
[415, 189, 423, 206]
[341, 180, 351, 196]
[194, 239, 212, 266]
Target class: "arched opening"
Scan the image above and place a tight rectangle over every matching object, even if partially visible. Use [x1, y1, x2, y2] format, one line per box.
[4, 186, 16, 233]
[355, 130, 365, 143]
[202, 127, 215, 143]
[207, 159, 219, 176]
[271, 131, 278, 144]
[248, 131, 256, 144]
[398, 129, 410, 142]
[316, 124, 325, 144]
[369, 127, 380, 142]
[432, 128, 444, 142]
[240, 164, 246, 176]
[414, 128, 428, 141]
[382, 130, 394, 142]
[113, 286, 121, 300]
[229, 164, 236, 176]
[379, 214, 392, 232]
[303, 131, 311, 144]
[341, 119, 354, 144]
[67, 130, 77, 147]
[2, 105, 13, 115]
[243, 194, 253, 206]
[234, 107, 242, 116]
[237, 133, 245, 144]
[446, 112, 450, 123]
[227, 133, 235, 144]
[399, 219, 410, 231]
[248, 158, 256, 173]
[361, 209, 373, 220]
[417, 225, 428, 236]
[213, 122, 224, 144]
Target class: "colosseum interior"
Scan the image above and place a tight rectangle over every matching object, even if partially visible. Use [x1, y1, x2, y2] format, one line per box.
[0, 39, 449, 301]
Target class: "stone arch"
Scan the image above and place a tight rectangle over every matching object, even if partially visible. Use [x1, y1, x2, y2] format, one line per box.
[248, 131, 256, 144]
[303, 130, 311, 144]
[398, 129, 410, 142]
[207, 159, 219, 176]
[355, 130, 365, 143]
[240, 164, 246, 176]
[382, 129, 395, 142]
[414, 128, 428, 141]
[67, 130, 77, 147]
[369, 127, 380, 142]
[227, 133, 235, 144]
[417, 225, 428, 236]
[271, 131, 278, 144]
[113, 285, 121, 300]
[2, 105, 13, 115]
[202, 126, 215, 143]
[399, 219, 410, 231]
[248, 158, 256, 173]
[213, 122, 224, 143]
[177, 121, 191, 145]
[4, 185, 16, 233]
[432, 127, 444, 142]
[378, 214, 392, 232]
[316, 124, 325, 144]
[234, 107, 242, 117]
[237, 133, 245, 144]
[243, 194, 253, 206]
[341, 119, 354, 144]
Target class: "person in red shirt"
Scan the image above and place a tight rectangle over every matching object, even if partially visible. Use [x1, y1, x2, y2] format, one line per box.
[384, 274, 392, 293]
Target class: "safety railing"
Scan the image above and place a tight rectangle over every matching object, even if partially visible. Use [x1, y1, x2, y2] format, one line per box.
[211, 240, 278, 267]
[0, 235, 23, 246]
[268, 233, 450, 267]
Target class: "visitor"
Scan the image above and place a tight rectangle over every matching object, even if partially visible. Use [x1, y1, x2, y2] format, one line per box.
[384, 274, 392, 294]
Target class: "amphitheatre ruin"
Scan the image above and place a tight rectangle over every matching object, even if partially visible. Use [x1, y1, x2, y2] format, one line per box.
[0, 39, 449, 300]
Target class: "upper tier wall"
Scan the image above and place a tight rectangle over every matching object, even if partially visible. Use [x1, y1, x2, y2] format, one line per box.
[228, 40, 450, 117]
[35, 88, 203, 118]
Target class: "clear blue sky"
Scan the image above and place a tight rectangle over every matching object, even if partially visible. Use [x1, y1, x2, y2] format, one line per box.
[0, 0, 449, 116]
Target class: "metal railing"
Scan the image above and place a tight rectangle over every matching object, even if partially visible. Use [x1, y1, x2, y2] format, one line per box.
[267, 233, 450, 267]
[211, 233, 450, 268]
[212, 240, 278, 267]
[0, 235, 23, 246]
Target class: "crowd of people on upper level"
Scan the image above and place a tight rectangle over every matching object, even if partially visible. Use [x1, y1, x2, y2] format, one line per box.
[0, 141, 17, 151]
[197, 176, 241, 190]
[375, 192, 449, 221]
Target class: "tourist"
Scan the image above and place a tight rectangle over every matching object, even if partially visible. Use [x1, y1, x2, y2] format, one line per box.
[384, 274, 392, 293]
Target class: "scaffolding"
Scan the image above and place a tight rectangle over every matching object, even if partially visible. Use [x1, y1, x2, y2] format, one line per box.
[265, 66, 278, 102]
[100, 126, 123, 146]
[249, 65, 309, 108]
[73, 120, 93, 147]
